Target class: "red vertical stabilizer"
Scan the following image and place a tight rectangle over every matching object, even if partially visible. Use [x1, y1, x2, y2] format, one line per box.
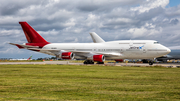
[19, 22, 49, 48]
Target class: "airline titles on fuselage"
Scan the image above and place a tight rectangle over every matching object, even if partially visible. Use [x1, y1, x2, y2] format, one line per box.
[129, 45, 144, 50]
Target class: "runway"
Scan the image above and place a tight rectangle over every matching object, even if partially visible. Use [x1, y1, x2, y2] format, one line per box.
[0, 61, 180, 68]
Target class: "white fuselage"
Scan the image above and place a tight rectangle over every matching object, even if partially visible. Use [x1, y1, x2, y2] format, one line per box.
[42, 40, 171, 60]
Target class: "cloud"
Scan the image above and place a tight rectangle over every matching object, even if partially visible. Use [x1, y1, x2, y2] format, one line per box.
[1, 0, 180, 59]
[130, 0, 169, 13]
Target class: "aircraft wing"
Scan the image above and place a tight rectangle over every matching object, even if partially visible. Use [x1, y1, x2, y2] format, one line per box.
[27, 48, 60, 56]
[97, 52, 122, 57]
[33, 48, 122, 57]
[10, 43, 122, 58]
[68, 50, 122, 57]
[27, 48, 122, 57]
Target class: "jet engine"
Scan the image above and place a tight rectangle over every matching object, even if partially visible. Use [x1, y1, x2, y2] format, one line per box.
[87, 54, 105, 62]
[61, 52, 74, 59]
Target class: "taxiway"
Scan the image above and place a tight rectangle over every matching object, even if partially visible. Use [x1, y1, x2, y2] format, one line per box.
[0, 61, 180, 68]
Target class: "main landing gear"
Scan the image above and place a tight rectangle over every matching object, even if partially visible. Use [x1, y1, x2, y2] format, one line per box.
[97, 62, 104, 64]
[83, 60, 104, 64]
[142, 59, 154, 65]
[149, 60, 154, 65]
[83, 60, 94, 64]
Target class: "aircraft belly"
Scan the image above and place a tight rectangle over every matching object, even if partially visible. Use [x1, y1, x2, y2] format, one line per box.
[123, 51, 145, 59]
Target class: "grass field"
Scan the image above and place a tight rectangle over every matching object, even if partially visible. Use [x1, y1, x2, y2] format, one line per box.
[0, 65, 180, 101]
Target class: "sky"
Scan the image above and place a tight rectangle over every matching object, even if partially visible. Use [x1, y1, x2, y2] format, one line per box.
[0, 0, 180, 59]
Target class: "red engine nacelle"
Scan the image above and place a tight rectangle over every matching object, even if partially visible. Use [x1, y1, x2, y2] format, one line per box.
[61, 52, 74, 59]
[93, 55, 105, 62]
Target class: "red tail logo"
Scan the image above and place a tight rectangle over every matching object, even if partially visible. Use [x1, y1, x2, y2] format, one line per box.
[19, 22, 49, 48]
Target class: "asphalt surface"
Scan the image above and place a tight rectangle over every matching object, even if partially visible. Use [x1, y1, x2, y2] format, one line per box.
[0, 61, 180, 68]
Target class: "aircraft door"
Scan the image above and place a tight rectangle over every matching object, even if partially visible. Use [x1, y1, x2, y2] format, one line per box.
[120, 48, 124, 53]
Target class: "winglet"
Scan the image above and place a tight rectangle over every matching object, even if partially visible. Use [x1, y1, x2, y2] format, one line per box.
[89, 32, 105, 43]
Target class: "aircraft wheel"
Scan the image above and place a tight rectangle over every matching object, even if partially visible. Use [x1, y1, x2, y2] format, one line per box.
[84, 60, 94, 64]
[149, 61, 153, 65]
[97, 62, 104, 64]
[84, 61, 87, 64]
[88, 60, 94, 64]
[91, 61, 94, 64]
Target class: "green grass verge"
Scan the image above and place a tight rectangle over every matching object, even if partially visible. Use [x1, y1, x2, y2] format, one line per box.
[0, 65, 180, 101]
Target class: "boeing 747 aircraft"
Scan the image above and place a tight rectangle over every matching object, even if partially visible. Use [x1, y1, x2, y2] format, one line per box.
[10, 22, 171, 65]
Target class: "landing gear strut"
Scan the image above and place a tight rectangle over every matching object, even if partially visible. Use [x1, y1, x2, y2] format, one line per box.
[83, 60, 94, 64]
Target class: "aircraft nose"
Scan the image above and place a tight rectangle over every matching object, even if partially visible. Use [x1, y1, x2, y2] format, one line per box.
[167, 48, 171, 54]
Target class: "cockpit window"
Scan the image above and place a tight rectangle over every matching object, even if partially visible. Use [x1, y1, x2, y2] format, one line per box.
[154, 42, 159, 44]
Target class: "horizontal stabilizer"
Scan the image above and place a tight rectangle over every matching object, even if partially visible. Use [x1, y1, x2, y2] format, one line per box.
[9, 43, 39, 49]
